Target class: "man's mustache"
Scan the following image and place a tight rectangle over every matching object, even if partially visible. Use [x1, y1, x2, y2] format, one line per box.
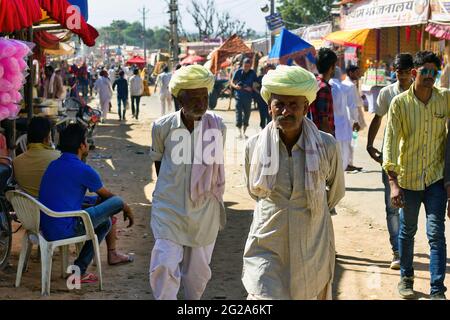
[275, 115, 296, 122]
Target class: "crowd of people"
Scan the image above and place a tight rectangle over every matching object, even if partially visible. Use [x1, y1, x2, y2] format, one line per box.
[8, 45, 450, 301]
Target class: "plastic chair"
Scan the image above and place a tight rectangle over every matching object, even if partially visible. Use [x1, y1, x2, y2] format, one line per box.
[5, 190, 103, 296]
[16, 134, 28, 154]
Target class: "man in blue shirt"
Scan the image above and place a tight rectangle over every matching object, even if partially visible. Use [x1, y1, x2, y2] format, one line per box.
[39, 123, 135, 283]
[112, 71, 129, 121]
[231, 58, 257, 138]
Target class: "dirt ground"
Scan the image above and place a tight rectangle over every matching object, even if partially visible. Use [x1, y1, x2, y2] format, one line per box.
[0, 93, 449, 300]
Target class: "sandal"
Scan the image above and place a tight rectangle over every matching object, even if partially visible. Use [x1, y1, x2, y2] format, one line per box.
[108, 251, 134, 266]
[80, 272, 98, 284]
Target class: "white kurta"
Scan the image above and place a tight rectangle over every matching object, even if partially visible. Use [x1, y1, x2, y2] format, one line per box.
[149, 111, 227, 247]
[94, 76, 113, 119]
[243, 131, 345, 300]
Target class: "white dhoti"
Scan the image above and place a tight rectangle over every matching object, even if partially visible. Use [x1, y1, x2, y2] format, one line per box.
[247, 281, 333, 300]
[338, 140, 353, 169]
[100, 99, 110, 121]
[159, 93, 173, 116]
[149, 239, 215, 300]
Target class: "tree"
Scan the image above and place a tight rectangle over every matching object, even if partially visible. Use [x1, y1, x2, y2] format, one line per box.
[187, 0, 256, 40]
[277, 0, 334, 30]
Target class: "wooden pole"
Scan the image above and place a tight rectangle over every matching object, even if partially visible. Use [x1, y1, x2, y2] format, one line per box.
[25, 27, 34, 122]
[397, 26, 401, 54]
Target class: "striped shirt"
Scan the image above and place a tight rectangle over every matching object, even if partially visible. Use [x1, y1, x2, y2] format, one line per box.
[383, 85, 450, 191]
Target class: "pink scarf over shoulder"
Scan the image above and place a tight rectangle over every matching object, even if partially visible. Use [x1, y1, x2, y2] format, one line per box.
[190, 112, 225, 204]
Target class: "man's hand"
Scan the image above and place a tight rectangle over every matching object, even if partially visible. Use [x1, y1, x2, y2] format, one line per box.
[353, 122, 361, 132]
[235, 85, 242, 91]
[123, 204, 135, 228]
[244, 87, 253, 93]
[367, 145, 383, 164]
[390, 181, 405, 208]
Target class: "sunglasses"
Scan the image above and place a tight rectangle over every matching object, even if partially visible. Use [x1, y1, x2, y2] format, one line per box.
[419, 68, 438, 77]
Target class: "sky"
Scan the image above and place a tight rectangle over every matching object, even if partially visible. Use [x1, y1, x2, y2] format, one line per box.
[88, 0, 271, 33]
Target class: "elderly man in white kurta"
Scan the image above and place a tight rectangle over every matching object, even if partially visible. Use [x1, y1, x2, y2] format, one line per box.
[243, 65, 345, 300]
[149, 65, 226, 300]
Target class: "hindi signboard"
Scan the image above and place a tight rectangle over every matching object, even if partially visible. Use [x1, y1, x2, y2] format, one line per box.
[265, 13, 285, 33]
[340, 0, 430, 31]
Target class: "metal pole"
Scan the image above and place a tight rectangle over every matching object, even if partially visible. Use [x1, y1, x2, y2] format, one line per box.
[169, 0, 180, 67]
[270, 0, 275, 50]
[139, 7, 149, 66]
[26, 27, 34, 122]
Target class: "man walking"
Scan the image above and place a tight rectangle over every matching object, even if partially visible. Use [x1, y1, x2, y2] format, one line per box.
[230, 58, 257, 138]
[94, 70, 113, 123]
[129, 69, 144, 120]
[149, 65, 226, 300]
[243, 65, 345, 300]
[342, 65, 363, 171]
[155, 66, 173, 116]
[383, 51, 450, 300]
[367, 53, 414, 270]
[112, 71, 129, 121]
[309, 48, 337, 136]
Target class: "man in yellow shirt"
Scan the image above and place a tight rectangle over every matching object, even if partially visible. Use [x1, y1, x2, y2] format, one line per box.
[383, 51, 450, 300]
[13, 117, 60, 198]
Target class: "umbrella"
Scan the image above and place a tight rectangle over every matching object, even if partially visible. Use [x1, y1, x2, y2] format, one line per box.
[209, 34, 253, 74]
[268, 28, 316, 68]
[0, 0, 42, 33]
[181, 55, 206, 65]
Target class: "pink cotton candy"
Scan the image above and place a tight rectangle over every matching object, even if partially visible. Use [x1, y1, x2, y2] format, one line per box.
[6, 103, 20, 118]
[11, 40, 31, 58]
[0, 58, 20, 74]
[0, 79, 13, 92]
[0, 65, 3, 79]
[0, 107, 10, 121]
[0, 40, 17, 59]
[17, 58, 28, 71]
[0, 92, 11, 105]
[11, 91, 22, 103]
[4, 74, 24, 91]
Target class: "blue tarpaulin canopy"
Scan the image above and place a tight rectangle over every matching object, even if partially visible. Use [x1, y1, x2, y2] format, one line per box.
[68, 0, 88, 21]
[268, 28, 316, 69]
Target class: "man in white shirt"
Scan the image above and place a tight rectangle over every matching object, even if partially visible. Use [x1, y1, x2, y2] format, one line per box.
[129, 69, 144, 120]
[155, 66, 173, 116]
[149, 65, 226, 300]
[366, 53, 414, 270]
[342, 65, 363, 171]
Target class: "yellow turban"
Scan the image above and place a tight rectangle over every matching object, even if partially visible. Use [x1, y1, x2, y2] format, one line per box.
[169, 64, 215, 98]
[260, 65, 319, 105]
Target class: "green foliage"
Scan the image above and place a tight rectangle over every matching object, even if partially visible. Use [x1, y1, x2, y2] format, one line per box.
[97, 20, 170, 50]
[277, 0, 334, 29]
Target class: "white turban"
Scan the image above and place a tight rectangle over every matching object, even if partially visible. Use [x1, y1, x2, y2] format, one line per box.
[260, 65, 319, 105]
[169, 64, 215, 98]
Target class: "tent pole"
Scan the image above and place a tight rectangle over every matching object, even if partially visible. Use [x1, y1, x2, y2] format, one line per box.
[397, 27, 401, 54]
[25, 27, 34, 123]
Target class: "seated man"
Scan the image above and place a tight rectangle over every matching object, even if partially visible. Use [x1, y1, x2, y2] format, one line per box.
[39, 123, 135, 283]
[13, 117, 60, 198]
[14, 117, 132, 266]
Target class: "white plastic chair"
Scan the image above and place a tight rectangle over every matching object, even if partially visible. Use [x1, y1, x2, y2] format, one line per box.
[6, 190, 103, 296]
[16, 134, 28, 154]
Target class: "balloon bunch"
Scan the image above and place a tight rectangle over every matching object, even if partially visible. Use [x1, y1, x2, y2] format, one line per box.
[0, 38, 32, 121]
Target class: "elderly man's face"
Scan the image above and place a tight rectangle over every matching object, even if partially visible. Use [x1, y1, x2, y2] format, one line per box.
[177, 88, 209, 118]
[269, 94, 308, 133]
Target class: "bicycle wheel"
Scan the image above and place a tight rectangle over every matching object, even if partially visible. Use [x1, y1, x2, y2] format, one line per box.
[0, 200, 12, 271]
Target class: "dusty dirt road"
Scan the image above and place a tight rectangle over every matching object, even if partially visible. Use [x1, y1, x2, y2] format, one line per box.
[0, 93, 449, 300]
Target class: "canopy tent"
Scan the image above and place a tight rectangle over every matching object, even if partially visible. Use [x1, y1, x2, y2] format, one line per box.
[37, 0, 98, 47]
[268, 28, 316, 68]
[209, 34, 253, 74]
[426, 21, 450, 41]
[126, 56, 147, 68]
[324, 29, 372, 48]
[0, 0, 42, 33]
[180, 55, 206, 65]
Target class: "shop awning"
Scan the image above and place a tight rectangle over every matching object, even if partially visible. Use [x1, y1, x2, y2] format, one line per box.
[44, 42, 75, 56]
[426, 21, 450, 40]
[323, 29, 371, 48]
[0, 0, 42, 33]
[126, 56, 146, 67]
[37, 0, 98, 46]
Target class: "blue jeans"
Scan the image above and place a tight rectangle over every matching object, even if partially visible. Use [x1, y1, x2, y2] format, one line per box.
[117, 98, 127, 119]
[399, 180, 447, 295]
[382, 170, 399, 252]
[74, 196, 124, 275]
[131, 96, 141, 119]
[235, 98, 252, 128]
[255, 94, 270, 129]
